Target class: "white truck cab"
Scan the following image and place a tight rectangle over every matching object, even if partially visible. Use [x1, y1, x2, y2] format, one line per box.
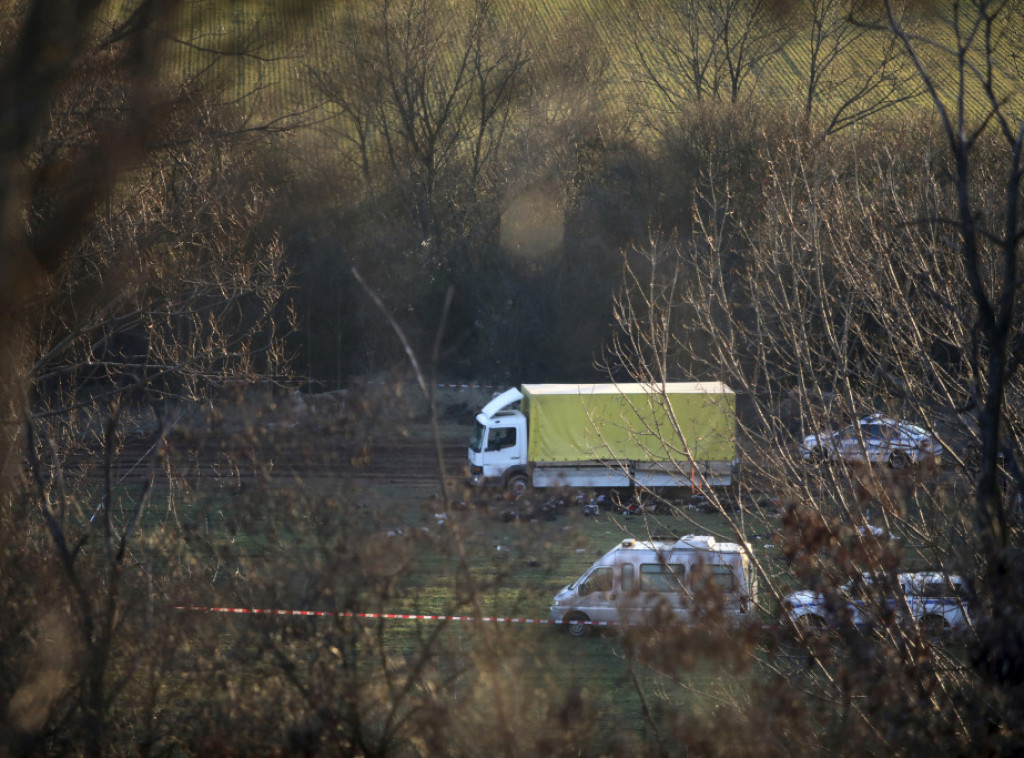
[551, 535, 757, 636]
[468, 387, 530, 493]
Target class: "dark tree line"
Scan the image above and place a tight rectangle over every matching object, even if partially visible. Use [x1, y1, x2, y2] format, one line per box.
[278, 0, 954, 389]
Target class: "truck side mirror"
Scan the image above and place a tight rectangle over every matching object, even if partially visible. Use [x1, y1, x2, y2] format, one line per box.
[578, 581, 590, 596]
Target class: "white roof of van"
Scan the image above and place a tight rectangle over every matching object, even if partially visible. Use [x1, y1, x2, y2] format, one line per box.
[618, 535, 744, 553]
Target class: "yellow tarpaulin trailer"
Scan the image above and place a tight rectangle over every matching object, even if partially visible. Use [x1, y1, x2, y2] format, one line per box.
[521, 383, 736, 464]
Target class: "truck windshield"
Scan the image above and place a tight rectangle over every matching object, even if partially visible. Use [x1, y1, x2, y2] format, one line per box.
[469, 421, 487, 453]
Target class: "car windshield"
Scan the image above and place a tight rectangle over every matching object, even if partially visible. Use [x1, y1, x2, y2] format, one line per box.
[903, 574, 964, 598]
[469, 421, 486, 453]
[842, 573, 897, 598]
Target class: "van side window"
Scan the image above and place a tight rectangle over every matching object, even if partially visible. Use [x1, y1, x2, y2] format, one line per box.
[692, 564, 736, 593]
[640, 563, 685, 592]
[621, 563, 634, 592]
[588, 567, 613, 593]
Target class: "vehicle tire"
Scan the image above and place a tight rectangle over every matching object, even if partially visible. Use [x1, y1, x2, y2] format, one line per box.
[920, 615, 948, 641]
[565, 611, 590, 638]
[795, 614, 840, 651]
[506, 474, 529, 500]
[797, 614, 828, 633]
[889, 450, 911, 470]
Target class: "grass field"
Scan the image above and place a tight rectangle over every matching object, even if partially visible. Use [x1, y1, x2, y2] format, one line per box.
[89, 384, 971, 750]
[116, 390, 777, 742]
[170, 482, 784, 748]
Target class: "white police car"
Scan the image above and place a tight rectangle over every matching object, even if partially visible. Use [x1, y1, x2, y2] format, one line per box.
[801, 414, 942, 469]
[783, 571, 970, 638]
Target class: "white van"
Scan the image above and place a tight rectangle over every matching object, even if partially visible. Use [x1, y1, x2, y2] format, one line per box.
[550, 535, 757, 636]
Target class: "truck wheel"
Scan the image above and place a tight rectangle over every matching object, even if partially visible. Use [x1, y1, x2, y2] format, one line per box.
[565, 612, 590, 637]
[506, 474, 529, 500]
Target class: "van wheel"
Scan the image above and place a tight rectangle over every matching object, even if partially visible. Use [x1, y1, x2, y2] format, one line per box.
[506, 474, 529, 500]
[565, 612, 590, 637]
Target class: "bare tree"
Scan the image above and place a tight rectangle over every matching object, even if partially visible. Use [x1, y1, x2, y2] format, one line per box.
[605, 128, 989, 754]
[0, 2, 315, 753]
[605, 1, 1024, 749]
[795, 0, 924, 134]
[712, 0, 792, 103]
[307, 0, 528, 247]
[629, 0, 726, 110]
[877, 1, 1024, 744]
[630, 0, 789, 115]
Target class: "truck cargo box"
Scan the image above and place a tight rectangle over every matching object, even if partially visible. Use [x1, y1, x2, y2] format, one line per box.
[520, 383, 735, 464]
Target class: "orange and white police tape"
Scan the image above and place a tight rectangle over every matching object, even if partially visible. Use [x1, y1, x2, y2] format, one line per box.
[174, 605, 615, 627]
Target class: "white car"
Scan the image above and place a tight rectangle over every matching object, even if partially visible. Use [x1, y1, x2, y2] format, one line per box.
[801, 414, 942, 468]
[782, 571, 971, 637]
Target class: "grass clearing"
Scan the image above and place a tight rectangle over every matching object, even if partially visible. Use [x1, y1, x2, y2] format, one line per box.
[139, 460, 788, 748]
[89, 393, 962, 748]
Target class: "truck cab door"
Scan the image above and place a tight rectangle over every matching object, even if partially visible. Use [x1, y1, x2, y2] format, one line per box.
[481, 420, 524, 475]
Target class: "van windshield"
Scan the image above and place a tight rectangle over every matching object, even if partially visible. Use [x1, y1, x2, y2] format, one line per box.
[469, 421, 487, 453]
